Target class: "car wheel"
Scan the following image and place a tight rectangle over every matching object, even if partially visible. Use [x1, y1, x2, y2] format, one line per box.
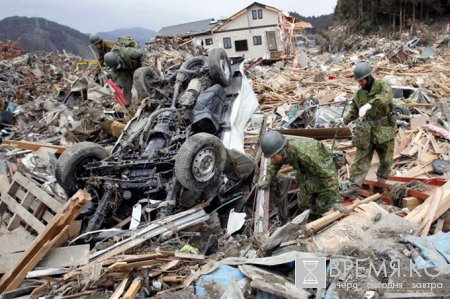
[208, 48, 231, 87]
[175, 133, 226, 192]
[55, 142, 109, 196]
[133, 66, 160, 97]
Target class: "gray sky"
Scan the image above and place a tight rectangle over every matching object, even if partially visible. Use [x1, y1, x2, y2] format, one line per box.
[0, 0, 337, 34]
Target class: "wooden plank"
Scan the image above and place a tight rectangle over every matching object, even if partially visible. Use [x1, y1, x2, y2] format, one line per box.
[174, 252, 206, 260]
[0, 160, 10, 198]
[123, 278, 141, 299]
[108, 259, 161, 270]
[1, 140, 67, 154]
[0, 190, 90, 292]
[305, 193, 381, 235]
[0, 227, 35, 255]
[12, 172, 63, 212]
[402, 197, 422, 210]
[38, 245, 90, 268]
[110, 273, 131, 299]
[405, 182, 450, 224]
[421, 188, 442, 236]
[161, 276, 184, 283]
[1, 193, 46, 233]
[6, 191, 33, 231]
[434, 217, 445, 235]
[254, 157, 269, 237]
[0, 245, 89, 273]
[6, 226, 67, 291]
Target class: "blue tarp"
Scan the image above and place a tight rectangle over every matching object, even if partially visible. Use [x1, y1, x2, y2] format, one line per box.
[406, 232, 450, 269]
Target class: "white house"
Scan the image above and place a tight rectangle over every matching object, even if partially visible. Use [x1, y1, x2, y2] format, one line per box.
[156, 2, 312, 60]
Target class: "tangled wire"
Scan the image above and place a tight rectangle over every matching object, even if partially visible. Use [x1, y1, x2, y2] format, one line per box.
[390, 180, 429, 207]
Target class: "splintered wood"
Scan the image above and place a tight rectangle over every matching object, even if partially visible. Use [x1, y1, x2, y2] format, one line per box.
[0, 190, 90, 292]
[0, 172, 65, 236]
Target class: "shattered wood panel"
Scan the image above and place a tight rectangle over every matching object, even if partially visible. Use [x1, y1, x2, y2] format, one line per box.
[0, 172, 64, 236]
[0, 245, 89, 274]
[0, 190, 90, 292]
[0, 227, 35, 255]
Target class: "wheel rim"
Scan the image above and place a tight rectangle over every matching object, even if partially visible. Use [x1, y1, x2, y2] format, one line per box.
[192, 147, 216, 182]
[72, 157, 99, 188]
[219, 58, 231, 81]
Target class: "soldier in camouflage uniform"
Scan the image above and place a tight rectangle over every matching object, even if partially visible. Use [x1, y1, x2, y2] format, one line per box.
[260, 131, 340, 218]
[341, 62, 397, 197]
[104, 46, 145, 106]
[89, 34, 115, 75]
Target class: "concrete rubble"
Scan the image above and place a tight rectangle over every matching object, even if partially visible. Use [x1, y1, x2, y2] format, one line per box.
[0, 30, 449, 299]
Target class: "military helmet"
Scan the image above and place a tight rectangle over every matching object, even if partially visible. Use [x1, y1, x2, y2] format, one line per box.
[89, 34, 103, 45]
[261, 131, 286, 158]
[104, 52, 120, 69]
[354, 62, 372, 80]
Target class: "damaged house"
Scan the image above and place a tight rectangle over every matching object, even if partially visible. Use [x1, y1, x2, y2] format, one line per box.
[156, 2, 312, 60]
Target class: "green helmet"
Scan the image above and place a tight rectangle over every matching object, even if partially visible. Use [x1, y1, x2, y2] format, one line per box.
[261, 131, 286, 158]
[89, 34, 103, 45]
[104, 52, 120, 69]
[354, 62, 372, 80]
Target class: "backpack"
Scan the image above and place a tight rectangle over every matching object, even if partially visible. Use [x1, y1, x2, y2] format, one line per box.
[116, 36, 139, 48]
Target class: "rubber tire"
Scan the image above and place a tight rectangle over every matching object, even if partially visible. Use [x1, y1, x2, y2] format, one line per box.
[208, 48, 232, 87]
[133, 66, 160, 97]
[175, 133, 226, 192]
[56, 142, 109, 196]
[181, 56, 208, 71]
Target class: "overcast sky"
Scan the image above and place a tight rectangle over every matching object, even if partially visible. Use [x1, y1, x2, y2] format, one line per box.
[0, 0, 337, 34]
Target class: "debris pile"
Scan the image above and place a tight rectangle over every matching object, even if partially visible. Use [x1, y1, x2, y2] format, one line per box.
[0, 32, 449, 299]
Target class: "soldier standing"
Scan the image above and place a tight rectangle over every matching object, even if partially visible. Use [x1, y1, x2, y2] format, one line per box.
[340, 62, 397, 198]
[259, 131, 340, 219]
[104, 46, 145, 106]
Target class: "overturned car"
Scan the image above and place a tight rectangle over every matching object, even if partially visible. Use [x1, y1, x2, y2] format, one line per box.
[55, 48, 257, 234]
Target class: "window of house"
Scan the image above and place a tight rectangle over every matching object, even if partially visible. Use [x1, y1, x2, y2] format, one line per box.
[235, 39, 248, 52]
[205, 38, 213, 45]
[253, 35, 262, 45]
[257, 9, 263, 19]
[223, 37, 232, 49]
[252, 10, 258, 20]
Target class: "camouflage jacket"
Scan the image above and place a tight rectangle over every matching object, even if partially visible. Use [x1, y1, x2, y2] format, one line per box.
[344, 80, 397, 144]
[110, 46, 145, 71]
[266, 138, 339, 194]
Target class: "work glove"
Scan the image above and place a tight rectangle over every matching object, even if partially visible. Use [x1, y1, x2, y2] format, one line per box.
[257, 180, 270, 190]
[358, 103, 372, 118]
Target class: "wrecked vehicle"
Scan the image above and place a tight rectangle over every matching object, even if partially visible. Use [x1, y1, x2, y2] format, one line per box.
[55, 48, 257, 234]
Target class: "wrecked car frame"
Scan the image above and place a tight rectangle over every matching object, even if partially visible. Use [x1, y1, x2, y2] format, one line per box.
[55, 48, 257, 235]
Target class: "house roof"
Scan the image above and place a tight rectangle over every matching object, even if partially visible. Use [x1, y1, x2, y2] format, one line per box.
[157, 19, 216, 37]
[212, 2, 282, 33]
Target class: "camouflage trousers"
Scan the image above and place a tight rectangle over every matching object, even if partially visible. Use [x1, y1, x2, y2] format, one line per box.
[298, 184, 339, 219]
[350, 139, 395, 188]
[112, 70, 134, 106]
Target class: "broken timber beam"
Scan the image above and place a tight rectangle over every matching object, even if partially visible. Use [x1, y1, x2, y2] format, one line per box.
[0, 190, 90, 292]
[304, 193, 381, 235]
[254, 157, 270, 237]
[1, 140, 67, 154]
